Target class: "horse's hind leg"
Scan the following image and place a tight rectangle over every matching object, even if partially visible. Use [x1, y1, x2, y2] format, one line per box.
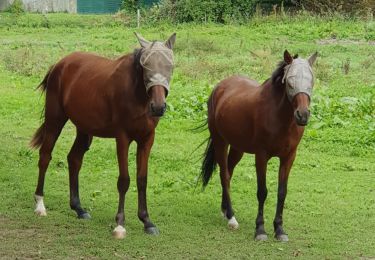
[34, 119, 67, 216]
[67, 130, 93, 219]
[228, 147, 244, 178]
[214, 137, 238, 230]
[221, 147, 243, 217]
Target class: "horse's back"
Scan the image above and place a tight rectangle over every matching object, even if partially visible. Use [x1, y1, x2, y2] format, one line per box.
[47, 52, 126, 136]
[208, 75, 264, 153]
[49, 52, 118, 93]
[56, 51, 116, 82]
[218, 75, 260, 89]
[210, 75, 261, 118]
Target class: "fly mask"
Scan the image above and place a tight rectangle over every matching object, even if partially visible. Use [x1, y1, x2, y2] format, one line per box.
[282, 57, 315, 102]
[135, 33, 175, 96]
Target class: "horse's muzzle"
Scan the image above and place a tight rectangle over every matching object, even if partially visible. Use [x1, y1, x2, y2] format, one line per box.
[294, 109, 310, 126]
[150, 102, 167, 117]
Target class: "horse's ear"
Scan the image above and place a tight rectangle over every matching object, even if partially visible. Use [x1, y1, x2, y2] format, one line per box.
[165, 33, 176, 49]
[134, 32, 151, 48]
[308, 52, 318, 66]
[284, 50, 293, 64]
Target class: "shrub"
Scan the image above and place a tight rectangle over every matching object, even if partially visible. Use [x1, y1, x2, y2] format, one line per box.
[121, 0, 138, 13]
[126, 0, 261, 23]
[123, 0, 374, 24]
[293, 0, 375, 16]
[4, 0, 25, 14]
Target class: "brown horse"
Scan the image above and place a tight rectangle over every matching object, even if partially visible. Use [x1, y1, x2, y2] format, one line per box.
[30, 33, 176, 238]
[200, 50, 317, 241]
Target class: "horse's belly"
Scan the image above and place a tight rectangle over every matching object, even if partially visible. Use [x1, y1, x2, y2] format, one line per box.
[219, 128, 257, 153]
[64, 100, 115, 137]
[68, 116, 116, 137]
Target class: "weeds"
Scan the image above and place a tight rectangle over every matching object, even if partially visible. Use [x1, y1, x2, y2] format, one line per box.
[1, 46, 54, 77]
[341, 58, 351, 74]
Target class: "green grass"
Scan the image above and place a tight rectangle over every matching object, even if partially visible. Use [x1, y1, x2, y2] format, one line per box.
[0, 13, 374, 259]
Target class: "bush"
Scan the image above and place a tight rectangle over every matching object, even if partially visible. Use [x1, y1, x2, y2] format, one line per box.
[4, 0, 25, 14]
[122, 0, 374, 24]
[147, 0, 260, 23]
[121, 0, 138, 13]
[293, 0, 375, 16]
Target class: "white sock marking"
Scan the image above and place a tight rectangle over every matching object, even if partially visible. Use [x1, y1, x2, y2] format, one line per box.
[34, 195, 47, 216]
[112, 225, 126, 239]
[228, 216, 239, 230]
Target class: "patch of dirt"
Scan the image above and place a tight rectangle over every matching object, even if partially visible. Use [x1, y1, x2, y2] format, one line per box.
[0, 214, 44, 259]
[317, 38, 375, 45]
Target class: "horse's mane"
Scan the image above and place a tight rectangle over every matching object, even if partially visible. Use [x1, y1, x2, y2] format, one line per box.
[133, 48, 143, 74]
[271, 54, 298, 86]
[271, 60, 287, 86]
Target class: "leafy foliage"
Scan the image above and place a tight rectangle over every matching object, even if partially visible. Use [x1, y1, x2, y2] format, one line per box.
[4, 0, 24, 14]
[122, 0, 374, 24]
[293, 0, 375, 15]
[145, 0, 259, 23]
[121, 0, 139, 12]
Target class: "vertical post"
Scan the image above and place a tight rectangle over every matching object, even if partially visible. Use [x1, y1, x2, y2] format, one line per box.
[137, 9, 140, 28]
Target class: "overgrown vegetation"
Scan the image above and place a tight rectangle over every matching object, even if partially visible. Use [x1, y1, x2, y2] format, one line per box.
[120, 0, 374, 24]
[4, 0, 24, 14]
[0, 13, 374, 259]
[294, 0, 375, 16]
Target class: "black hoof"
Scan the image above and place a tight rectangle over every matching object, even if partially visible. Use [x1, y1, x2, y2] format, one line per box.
[78, 212, 91, 219]
[145, 226, 159, 235]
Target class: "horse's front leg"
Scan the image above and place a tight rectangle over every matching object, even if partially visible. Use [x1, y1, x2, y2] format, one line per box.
[254, 153, 270, 241]
[113, 134, 130, 239]
[136, 131, 159, 235]
[274, 150, 297, 242]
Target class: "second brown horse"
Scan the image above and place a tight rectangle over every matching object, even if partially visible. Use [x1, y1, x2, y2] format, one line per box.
[200, 50, 317, 241]
[31, 33, 176, 238]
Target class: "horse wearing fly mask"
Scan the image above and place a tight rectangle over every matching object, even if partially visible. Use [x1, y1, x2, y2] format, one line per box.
[200, 50, 317, 241]
[30, 33, 176, 239]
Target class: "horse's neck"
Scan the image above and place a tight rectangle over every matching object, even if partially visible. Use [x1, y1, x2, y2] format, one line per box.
[262, 79, 294, 124]
[115, 54, 148, 104]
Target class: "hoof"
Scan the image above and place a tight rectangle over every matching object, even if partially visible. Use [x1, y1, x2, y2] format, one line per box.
[255, 233, 268, 241]
[276, 234, 289, 242]
[34, 195, 47, 216]
[78, 212, 91, 219]
[112, 225, 126, 239]
[34, 209, 47, 216]
[145, 226, 159, 235]
[228, 216, 239, 230]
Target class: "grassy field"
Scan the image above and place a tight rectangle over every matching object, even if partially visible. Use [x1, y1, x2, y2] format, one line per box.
[0, 13, 374, 259]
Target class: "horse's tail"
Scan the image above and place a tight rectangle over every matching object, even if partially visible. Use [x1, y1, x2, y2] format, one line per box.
[199, 86, 219, 188]
[200, 135, 217, 187]
[30, 122, 46, 149]
[36, 66, 53, 92]
[30, 67, 53, 149]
